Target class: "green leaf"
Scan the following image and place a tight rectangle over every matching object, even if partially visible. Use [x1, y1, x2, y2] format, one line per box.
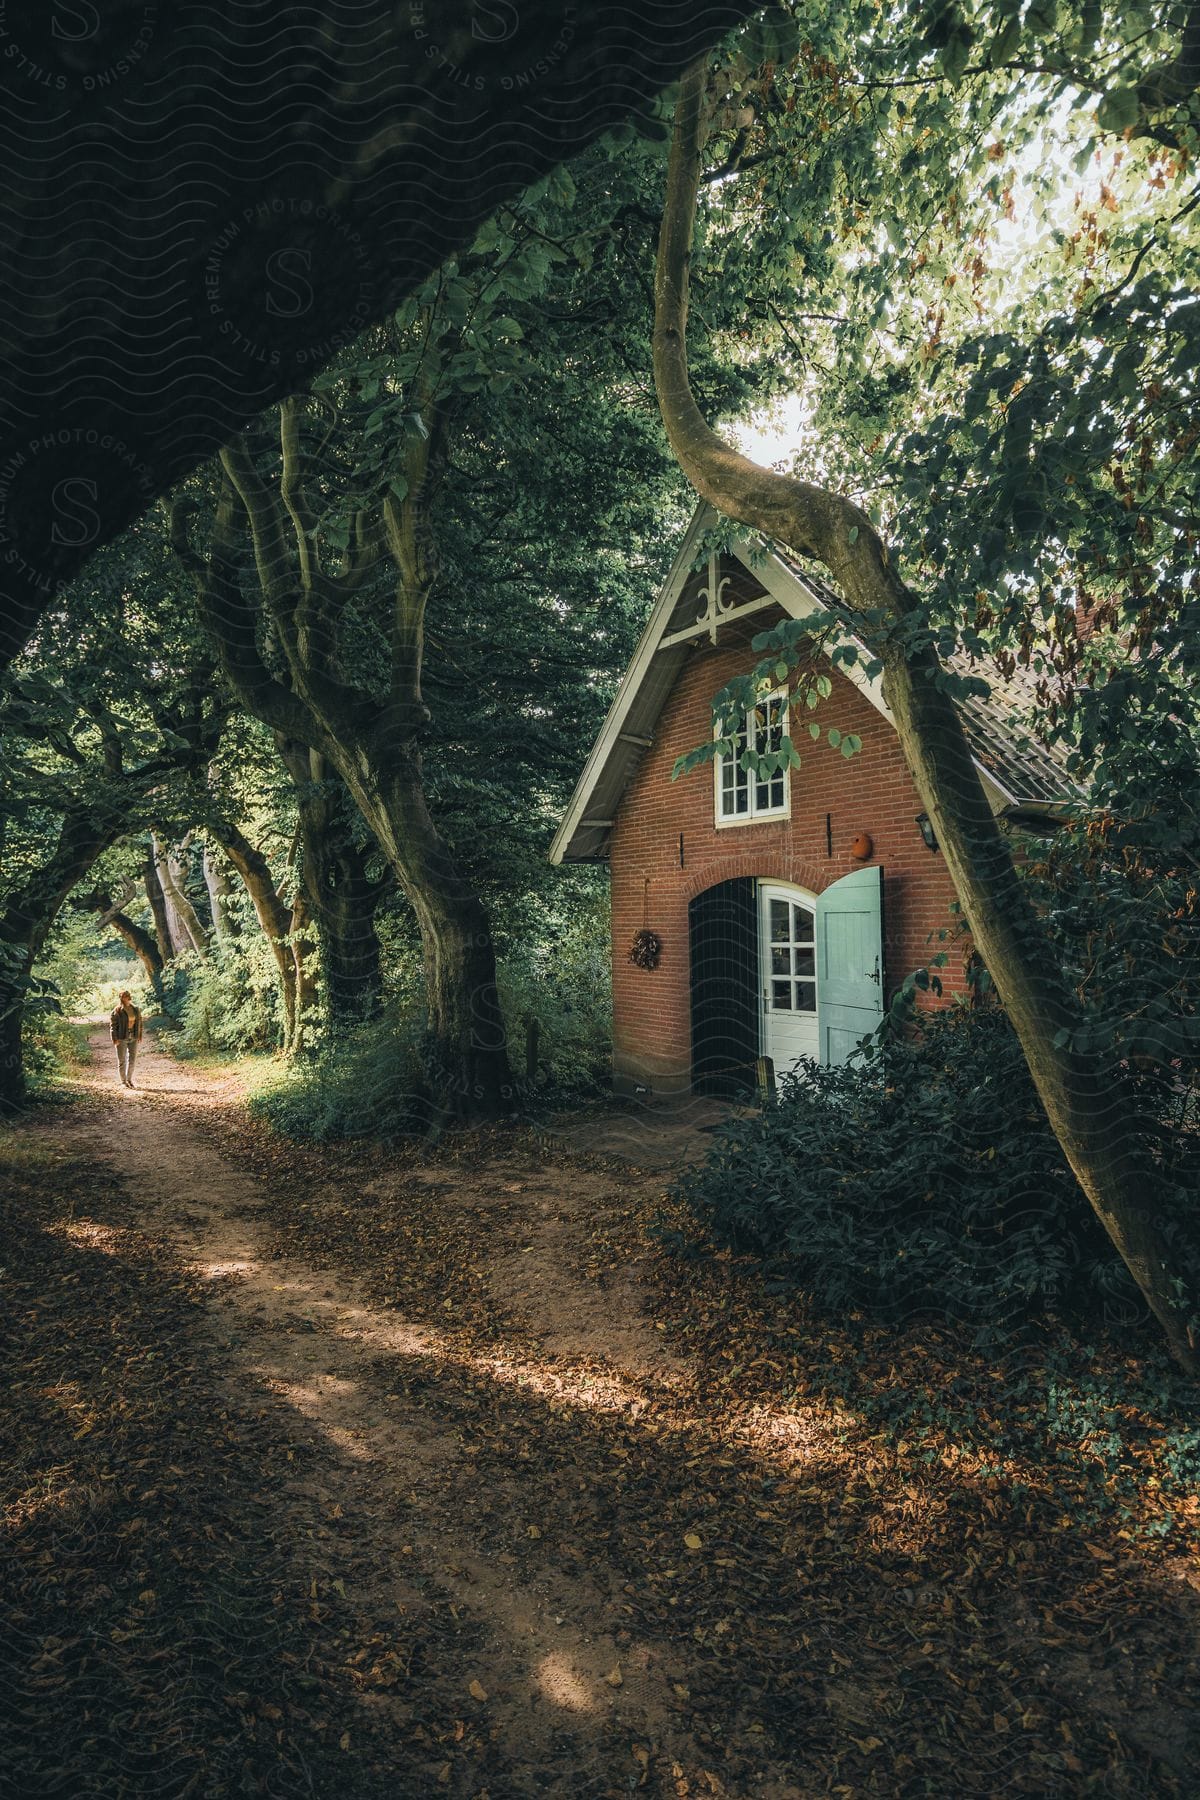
[548, 165, 576, 208]
[942, 30, 972, 87]
[1096, 87, 1140, 134]
[440, 278, 472, 325]
[988, 14, 1022, 63]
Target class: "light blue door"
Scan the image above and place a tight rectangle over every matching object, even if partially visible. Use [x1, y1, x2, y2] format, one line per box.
[816, 866, 884, 1065]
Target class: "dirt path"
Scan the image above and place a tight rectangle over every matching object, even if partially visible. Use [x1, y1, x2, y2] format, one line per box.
[32, 1029, 804, 1797]
[5, 1028, 1200, 1798]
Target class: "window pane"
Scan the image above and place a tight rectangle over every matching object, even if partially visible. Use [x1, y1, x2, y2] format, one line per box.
[763, 699, 783, 754]
[794, 948, 814, 977]
[793, 905, 814, 942]
[770, 899, 789, 941]
[772, 980, 791, 1011]
[794, 981, 816, 1012]
[771, 946, 791, 976]
[718, 716, 752, 821]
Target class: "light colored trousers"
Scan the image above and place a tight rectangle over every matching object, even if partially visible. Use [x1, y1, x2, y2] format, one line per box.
[115, 1039, 138, 1084]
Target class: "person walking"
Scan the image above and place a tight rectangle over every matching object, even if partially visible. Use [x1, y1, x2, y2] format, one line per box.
[110, 990, 144, 1088]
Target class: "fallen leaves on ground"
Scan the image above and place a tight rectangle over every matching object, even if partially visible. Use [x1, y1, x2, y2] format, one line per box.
[3, 1061, 1199, 1798]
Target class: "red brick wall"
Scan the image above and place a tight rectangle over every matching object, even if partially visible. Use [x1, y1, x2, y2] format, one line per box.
[609, 630, 966, 1093]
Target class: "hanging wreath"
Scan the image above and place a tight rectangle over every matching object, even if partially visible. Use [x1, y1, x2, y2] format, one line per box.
[630, 928, 662, 971]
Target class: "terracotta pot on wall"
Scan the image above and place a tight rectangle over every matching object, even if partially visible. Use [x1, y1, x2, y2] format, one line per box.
[849, 832, 874, 860]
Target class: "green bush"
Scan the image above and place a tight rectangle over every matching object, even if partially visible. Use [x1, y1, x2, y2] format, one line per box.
[673, 1007, 1198, 1341]
[247, 1003, 431, 1141]
[498, 896, 612, 1097]
[166, 937, 284, 1056]
[24, 1012, 93, 1094]
[247, 926, 612, 1147]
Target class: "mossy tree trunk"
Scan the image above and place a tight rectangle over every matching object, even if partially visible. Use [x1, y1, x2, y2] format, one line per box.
[172, 394, 513, 1120]
[210, 818, 304, 1054]
[276, 738, 386, 1030]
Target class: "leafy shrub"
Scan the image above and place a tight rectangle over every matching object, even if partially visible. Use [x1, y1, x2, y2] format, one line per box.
[167, 937, 284, 1056]
[24, 1012, 92, 1094]
[498, 894, 612, 1097]
[1018, 820, 1200, 1096]
[248, 906, 612, 1145]
[674, 1007, 1197, 1341]
[247, 1002, 430, 1141]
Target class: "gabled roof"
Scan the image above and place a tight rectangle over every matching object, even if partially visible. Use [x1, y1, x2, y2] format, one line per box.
[550, 503, 1079, 865]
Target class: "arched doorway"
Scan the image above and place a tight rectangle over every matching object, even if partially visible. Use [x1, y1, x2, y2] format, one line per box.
[688, 867, 885, 1094]
[688, 878, 758, 1097]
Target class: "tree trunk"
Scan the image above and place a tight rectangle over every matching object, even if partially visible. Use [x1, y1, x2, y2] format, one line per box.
[210, 820, 298, 1052]
[277, 739, 385, 1028]
[651, 61, 1199, 1371]
[0, 950, 33, 1113]
[183, 403, 516, 1120]
[154, 835, 210, 954]
[144, 850, 178, 961]
[202, 843, 238, 944]
[348, 755, 510, 1120]
[151, 836, 193, 954]
[312, 859, 385, 1026]
[105, 907, 166, 1008]
[288, 887, 320, 1056]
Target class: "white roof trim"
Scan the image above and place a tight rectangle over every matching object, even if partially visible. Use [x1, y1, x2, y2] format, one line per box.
[548, 505, 716, 865]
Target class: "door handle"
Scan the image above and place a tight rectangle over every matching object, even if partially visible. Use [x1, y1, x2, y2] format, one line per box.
[866, 958, 881, 985]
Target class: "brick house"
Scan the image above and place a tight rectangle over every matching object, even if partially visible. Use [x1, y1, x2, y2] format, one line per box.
[551, 505, 1073, 1098]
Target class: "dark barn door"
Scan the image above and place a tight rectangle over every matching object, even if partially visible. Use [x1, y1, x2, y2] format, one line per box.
[689, 878, 759, 1096]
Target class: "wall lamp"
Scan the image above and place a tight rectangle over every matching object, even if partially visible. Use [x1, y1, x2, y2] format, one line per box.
[915, 812, 939, 853]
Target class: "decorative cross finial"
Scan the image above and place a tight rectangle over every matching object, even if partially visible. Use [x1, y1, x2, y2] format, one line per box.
[695, 551, 733, 643]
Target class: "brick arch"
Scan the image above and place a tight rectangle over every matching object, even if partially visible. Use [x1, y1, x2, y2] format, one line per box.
[681, 853, 835, 904]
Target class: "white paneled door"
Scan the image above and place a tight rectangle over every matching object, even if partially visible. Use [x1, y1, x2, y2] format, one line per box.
[758, 885, 819, 1078]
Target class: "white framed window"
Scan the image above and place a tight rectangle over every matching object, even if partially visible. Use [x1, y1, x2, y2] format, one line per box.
[715, 688, 789, 825]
